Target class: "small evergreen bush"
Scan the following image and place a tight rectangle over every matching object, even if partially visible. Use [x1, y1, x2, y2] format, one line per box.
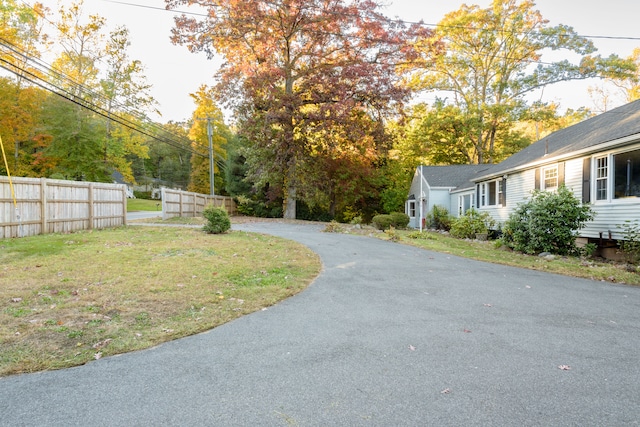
[203, 205, 231, 234]
[501, 186, 593, 255]
[450, 209, 495, 239]
[372, 214, 394, 230]
[427, 205, 452, 231]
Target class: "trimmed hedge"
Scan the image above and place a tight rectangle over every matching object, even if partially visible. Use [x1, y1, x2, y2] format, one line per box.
[372, 212, 409, 230]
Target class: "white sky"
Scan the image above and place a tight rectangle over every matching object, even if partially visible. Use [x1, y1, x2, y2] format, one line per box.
[23, 0, 640, 122]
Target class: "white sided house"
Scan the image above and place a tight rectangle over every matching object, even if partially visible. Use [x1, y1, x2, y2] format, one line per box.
[406, 165, 492, 229]
[472, 99, 640, 253]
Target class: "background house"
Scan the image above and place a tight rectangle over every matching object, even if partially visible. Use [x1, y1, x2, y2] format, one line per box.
[406, 165, 492, 229]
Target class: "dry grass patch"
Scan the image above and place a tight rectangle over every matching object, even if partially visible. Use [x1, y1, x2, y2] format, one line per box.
[391, 229, 640, 285]
[0, 226, 320, 376]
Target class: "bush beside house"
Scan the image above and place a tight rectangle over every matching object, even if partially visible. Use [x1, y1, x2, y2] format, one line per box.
[501, 186, 593, 255]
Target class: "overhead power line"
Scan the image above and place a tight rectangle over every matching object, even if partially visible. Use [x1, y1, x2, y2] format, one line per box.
[100, 0, 640, 43]
[0, 37, 205, 157]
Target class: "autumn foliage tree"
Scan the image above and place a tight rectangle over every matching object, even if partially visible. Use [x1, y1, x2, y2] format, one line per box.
[407, 0, 636, 164]
[168, 0, 431, 219]
[0, 0, 50, 176]
[187, 85, 228, 195]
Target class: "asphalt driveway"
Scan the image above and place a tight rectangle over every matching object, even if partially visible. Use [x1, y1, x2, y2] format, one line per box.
[1, 222, 639, 426]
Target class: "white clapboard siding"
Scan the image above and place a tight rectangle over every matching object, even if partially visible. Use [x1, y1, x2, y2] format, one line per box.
[0, 176, 126, 238]
[583, 198, 640, 239]
[161, 188, 236, 219]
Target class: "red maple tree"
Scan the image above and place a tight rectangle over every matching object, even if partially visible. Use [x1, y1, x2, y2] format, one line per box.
[167, 0, 433, 218]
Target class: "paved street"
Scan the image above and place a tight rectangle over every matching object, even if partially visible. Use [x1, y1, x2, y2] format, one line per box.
[126, 210, 163, 221]
[1, 222, 639, 426]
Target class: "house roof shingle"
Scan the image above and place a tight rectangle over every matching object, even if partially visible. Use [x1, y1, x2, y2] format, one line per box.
[477, 99, 640, 180]
[419, 164, 493, 190]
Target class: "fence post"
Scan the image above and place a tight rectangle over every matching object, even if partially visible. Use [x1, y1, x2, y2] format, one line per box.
[161, 187, 168, 220]
[88, 183, 94, 230]
[40, 177, 47, 234]
[122, 185, 127, 226]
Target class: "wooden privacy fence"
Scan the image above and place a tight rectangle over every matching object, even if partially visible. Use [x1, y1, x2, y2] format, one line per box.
[0, 176, 127, 238]
[162, 188, 236, 220]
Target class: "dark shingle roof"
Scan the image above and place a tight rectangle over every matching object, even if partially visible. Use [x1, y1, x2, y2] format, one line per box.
[478, 99, 640, 179]
[420, 164, 493, 190]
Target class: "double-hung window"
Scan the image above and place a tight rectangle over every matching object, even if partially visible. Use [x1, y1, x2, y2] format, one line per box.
[478, 180, 502, 207]
[595, 156, 608, 201]
[542, 166, 558, 191]
[408, 200, 416, 218]
[592, 148, 640, 202]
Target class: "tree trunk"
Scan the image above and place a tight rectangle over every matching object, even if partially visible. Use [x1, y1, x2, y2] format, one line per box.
[284, 190, 297, 219]
[282, 52, 297, 219]
[283, 161, 297, 219]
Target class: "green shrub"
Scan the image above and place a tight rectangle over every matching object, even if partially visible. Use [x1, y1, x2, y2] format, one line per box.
[202, 205, 231, 234]
[350, 216, 362, 225]
[450, 209, 495, 239]
[501, 186, 594, 255]
[618, 220, 640, 263]
[427, 205, 452, 231]
[581, 242, 598, 258]
[390, 212, 410, 229]
[235, 195, 282, 218]
[134, 191, 152, 199]
[372, 214, 394, 230]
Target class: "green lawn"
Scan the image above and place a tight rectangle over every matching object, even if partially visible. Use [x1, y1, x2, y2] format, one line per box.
[127, 198, 162, 211]
[0, 226, 320, 376]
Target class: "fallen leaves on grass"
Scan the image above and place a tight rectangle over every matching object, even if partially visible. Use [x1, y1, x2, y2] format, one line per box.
[92, 339, 112, 349]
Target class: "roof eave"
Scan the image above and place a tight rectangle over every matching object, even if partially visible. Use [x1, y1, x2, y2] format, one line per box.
[473, 132, 640, 182]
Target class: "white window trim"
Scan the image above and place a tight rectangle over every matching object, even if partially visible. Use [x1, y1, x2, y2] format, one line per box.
[594, 155, 609, 202]
[458, 194, 471, 216]
[541, 165, 559, 191]
[479, 180, 500, 207]
[591, 144, 640, 203]
[408, 200, 416, 218]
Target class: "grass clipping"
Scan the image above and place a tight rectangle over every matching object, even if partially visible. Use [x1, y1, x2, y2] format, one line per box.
[0, 226, 320, 376]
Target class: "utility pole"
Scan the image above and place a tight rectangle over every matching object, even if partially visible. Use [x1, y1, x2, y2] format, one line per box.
[197, 117, 215, 196]
[207, 118, 215, 196]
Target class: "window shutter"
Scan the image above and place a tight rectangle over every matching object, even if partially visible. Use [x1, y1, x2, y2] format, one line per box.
[582, 158, 591, 203]
[476, 184, 480, 208]
[558, 162, 565, 186]
[502, 178, 507, 207]
[534, 168, 540, 190]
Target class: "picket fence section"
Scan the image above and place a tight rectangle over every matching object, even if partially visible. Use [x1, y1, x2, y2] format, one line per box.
[161, 188, 236, 219]
[0, 176, 127, 238]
